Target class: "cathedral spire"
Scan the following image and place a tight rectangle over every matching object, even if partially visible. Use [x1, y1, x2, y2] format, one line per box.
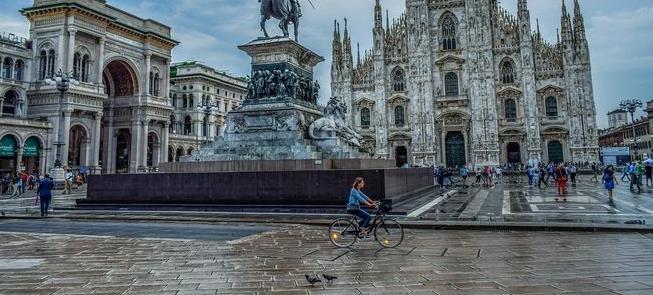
[386, 10, 390, 34]
[357, 42, 361, 67]
[573, 0, 586, 43]
[374, 0, 382, 29]
[561, 0, 572, 44]
[342, 18, 353, 74]
[518, 0, 529, 20]
[536, 18, 541, 40]
[331, 19, 343, 81]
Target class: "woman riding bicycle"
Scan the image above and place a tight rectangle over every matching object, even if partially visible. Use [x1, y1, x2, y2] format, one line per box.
[347, 177, 377, 233]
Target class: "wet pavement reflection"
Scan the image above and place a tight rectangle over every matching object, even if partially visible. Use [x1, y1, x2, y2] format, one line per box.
[1, 221, 653, 294]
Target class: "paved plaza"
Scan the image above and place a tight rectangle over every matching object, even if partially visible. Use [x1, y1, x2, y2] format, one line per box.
[1, 175, 652, 228]
[1, 220, 653, 295]
[413, 175, 653, 226]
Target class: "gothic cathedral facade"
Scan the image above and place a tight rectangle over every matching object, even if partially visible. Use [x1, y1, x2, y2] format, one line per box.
[331, 0, 598, 168]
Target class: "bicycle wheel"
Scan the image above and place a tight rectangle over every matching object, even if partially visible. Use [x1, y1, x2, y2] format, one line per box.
[329, 218, 358, 248]
[374, 218, 404, 248]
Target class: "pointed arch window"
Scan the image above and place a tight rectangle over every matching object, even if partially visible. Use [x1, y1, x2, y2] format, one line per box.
[81, 54, 90, 82]
[47, 49, 55, 77]
[183, 94, 188, 108]
[172, 94, 178, 107]
[505, 99, 517, 122]
[545, 96, 558, 117]
[169, 115, 176, 133]
[188, 94, 194, 108]
[393, 69, 405, 92]
[394, 105, 405, 127]
[39, 51, 47, 80]
[73, 53, 81, 79]
[444, 72, 459, 96]
[442, 15, 457, 50]
[361, 107, 371, 129]
[501, 60, 515, 84]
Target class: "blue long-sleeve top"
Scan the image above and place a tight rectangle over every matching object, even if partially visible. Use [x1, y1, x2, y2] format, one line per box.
[347, 188, 370, 209]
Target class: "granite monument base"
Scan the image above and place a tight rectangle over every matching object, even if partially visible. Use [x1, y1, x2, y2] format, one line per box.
[81, 168, 432, 207]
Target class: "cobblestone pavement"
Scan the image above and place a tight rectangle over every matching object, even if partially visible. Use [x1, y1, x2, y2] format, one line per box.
[418, 175, 653, 225]
[2, 221, 653, 295]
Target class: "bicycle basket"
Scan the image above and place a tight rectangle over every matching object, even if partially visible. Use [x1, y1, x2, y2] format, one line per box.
[379, 199, 392, 214]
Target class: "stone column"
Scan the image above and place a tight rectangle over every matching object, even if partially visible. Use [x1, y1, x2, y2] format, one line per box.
[82, 138, 92, 167]
[129, 120, 141, 173]
[67, 29, 77, 74]
[162, 122, 170, 163]
[208, 114, 216, 140]
[144, 52, 151, 96]
[15, 147, 23, 173]
[92, 112, 102, 169]
[141, 120, 149, 168]
[39, 152, 47, 176]
[152, 143, 161, 168]
[57, 30, 65, 72]
[103, 124, 115, 174]
[61, 110, 72, 168]
[0, 98, 4, 116]
[97, 37, 105, 85]
[164, 59, 170, 99]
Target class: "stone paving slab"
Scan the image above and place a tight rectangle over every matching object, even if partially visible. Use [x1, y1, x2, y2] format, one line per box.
[1, 224, 653, 294]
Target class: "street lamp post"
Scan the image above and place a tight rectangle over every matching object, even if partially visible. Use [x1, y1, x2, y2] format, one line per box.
[44, 69, 79, 168]
[619, 99, 643, 162]
[196, 103, 218, 147]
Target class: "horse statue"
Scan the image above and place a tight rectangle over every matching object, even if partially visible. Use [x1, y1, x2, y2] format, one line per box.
[259, 0, 302, 41]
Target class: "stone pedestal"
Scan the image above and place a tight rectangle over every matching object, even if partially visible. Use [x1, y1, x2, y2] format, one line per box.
[183, 37, 369, 163]
[49, 167, 65, 190]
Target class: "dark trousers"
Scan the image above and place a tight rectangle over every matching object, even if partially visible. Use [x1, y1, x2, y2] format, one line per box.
[39, 196, 51, 216]
[571, 173, 577, 184]
[538, 176, 548, 188]
[348, 208, 372, 229]
[630, 174, 641, 192]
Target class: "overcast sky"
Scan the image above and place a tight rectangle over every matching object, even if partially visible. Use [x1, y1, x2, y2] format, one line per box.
[2, 0, 652, 128]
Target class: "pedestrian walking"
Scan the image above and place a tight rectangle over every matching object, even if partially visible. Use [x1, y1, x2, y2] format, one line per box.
[628, 163, 640, 192]
[10, 174, 21, 198]
[475, 168, 482, 186]
[527, 166, 534, 186]
[590, 163, 599, 182]
[460, 166, 469, 187]
[64, 169, 73, 194]
[570, 164, 578, 185]
[646, 163, 652, 187]
[603, 165, 618, 202]
[621, 163, 631, 182]
[36, 174, 54, 217]
[555, 164, 567, 201]
[538, 166, 548, 188]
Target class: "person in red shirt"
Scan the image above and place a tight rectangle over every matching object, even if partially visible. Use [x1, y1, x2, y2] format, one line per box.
[19, 171, 28, 195]
[555, 164, 567, 202]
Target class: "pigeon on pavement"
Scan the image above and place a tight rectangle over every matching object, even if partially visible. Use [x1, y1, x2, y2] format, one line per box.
[305, 274, 321, 286]
[322, 274, 338, 283]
